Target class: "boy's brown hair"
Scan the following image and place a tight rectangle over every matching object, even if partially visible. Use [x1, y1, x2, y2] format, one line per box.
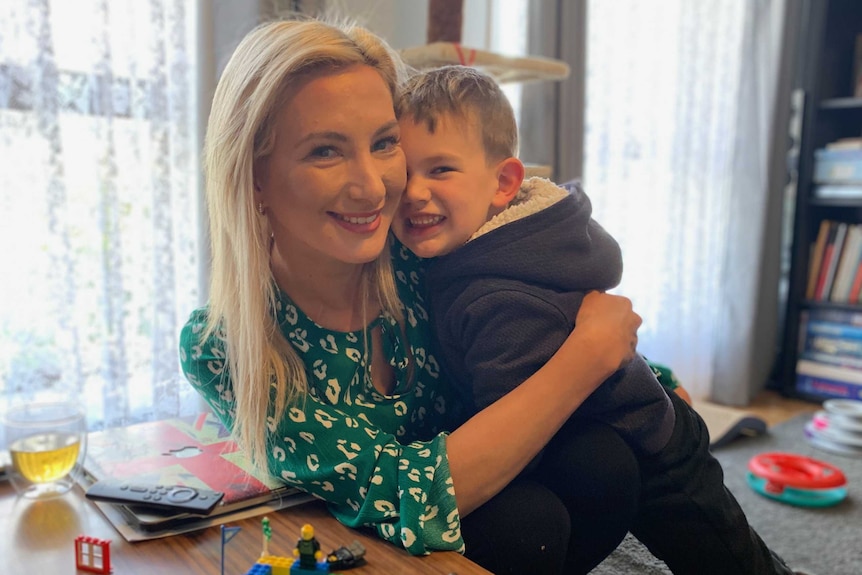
[398, 65, 518, 163]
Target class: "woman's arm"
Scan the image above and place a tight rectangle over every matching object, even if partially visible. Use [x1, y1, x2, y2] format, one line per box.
[445, 291, 641, 516]
[179, 308, 463, 556]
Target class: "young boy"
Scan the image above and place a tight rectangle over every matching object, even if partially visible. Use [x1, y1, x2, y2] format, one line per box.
[392, 65, 796, 575]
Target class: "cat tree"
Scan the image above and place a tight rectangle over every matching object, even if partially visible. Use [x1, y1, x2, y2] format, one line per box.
[400, 0, 569, 177]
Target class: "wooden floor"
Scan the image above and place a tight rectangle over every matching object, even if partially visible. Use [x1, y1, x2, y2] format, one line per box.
[741, 389, 820, 427]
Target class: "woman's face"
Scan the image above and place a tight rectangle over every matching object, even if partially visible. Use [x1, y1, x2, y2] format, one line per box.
[256, 64, 406, 270]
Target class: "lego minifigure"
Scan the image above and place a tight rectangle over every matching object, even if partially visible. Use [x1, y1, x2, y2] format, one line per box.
[293, 523, 324, 570]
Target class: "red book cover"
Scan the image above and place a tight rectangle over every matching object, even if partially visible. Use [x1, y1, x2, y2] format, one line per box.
[84, 412, 291, 506]
[814, 243, 836, 301]
[850, 261, 862, 303]
[814, 222, 843, 300]
[822, 223, 850, 299]
[807, 220, 832, 299]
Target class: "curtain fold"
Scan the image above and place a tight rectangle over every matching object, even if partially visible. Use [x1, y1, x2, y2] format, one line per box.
[710, 0, 797, 405]
[0, 0, 201, 428]
[522, 0, 793, 403]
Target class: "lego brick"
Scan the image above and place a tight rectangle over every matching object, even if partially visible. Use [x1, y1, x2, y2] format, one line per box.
[290, 565, 331, 574]
[243, 563, 273, 575]
[257, 554, 293, 575]
[74, 535, 112, 575]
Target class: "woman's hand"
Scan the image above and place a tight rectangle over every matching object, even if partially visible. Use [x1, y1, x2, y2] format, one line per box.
[567, 291, 642, 377]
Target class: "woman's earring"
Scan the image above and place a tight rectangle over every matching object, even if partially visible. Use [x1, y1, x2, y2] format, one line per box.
[257, 202, 265, 215]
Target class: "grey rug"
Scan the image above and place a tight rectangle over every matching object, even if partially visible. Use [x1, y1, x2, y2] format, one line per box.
[592, 413, 862, 574]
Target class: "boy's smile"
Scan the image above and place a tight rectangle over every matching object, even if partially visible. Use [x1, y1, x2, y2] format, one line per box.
[393, 113, 513, 259]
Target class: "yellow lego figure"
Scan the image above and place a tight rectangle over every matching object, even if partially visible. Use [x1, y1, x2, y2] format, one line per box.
[293, 524, 323, 569]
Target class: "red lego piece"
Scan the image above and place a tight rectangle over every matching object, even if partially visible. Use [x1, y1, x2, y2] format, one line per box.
[75, 535, 112, 574]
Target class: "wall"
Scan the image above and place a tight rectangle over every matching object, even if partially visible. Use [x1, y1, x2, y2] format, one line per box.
[330, 0, 428, 49]
[329, 0, 491, 49]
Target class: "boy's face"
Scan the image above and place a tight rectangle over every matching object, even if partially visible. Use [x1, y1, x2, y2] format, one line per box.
[393, 112, 506, 258]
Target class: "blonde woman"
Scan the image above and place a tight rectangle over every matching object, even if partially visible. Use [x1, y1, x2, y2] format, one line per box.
[180, 18, 644, 574]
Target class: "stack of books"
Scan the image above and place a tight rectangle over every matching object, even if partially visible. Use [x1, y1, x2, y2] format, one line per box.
[80, 412, 312, 541]
[812, 137, 862, 200]
[796, 309, 862, 400]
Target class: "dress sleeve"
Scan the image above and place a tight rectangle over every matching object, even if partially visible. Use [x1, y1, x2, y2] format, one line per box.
[179, 308, 463, 555]
[644, 358, 681, 391]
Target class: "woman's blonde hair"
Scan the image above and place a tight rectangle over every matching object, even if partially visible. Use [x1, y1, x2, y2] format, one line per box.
[204, 18, 406, 468]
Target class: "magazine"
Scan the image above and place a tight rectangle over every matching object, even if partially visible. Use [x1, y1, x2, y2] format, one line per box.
[81, 412, 312, 540]
[693, 400, 768, 449]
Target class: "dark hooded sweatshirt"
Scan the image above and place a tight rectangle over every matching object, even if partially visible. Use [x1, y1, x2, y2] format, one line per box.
[425, 178, 675, 455]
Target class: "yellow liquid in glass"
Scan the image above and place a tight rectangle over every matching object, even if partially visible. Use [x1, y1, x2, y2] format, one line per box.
[10, 432, 80, 483]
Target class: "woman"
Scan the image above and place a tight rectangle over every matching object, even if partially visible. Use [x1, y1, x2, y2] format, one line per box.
[180, 18, 641, 574]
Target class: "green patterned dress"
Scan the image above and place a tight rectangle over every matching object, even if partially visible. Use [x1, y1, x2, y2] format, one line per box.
[179, 242, 465, 555]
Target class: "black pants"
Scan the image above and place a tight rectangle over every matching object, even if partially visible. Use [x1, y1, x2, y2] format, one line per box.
[461, 392, 796, 575]
[461, 419, 640, 575]
[631, 389, 794, 575]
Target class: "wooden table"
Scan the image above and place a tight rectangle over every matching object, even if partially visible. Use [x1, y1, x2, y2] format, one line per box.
[0, 481, 491, 574]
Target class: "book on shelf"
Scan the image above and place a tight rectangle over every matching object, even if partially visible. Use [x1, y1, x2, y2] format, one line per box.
[801, 307, 862, 327]
[799, 308, 862, 343]
[813, 184, 862, 199]
[799, 349, 862, 370]
[807, 220, 862, 302]
[796, 308, 862, 400]
[854, 33, 862, 99]
[813, 148, 862, 184]
[796, 372, 862, 401]
[850, 260, 862, 303]
[805, 334, 862, 357]
[805, 320, 862, 342]
[811, 221, 838, 299]
[796, 358, 862, 401]
[807, 220, 832, 299]
[814, 221, 847, 300]
[830, 224, 862, 302]
[825, 137, 862, 151]
[802, 319, 862, 355]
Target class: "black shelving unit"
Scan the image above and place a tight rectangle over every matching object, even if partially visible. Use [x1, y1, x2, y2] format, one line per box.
[778, 0, 862, 401]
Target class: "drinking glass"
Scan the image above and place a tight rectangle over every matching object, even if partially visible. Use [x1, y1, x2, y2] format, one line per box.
[2, 401, 87, 499]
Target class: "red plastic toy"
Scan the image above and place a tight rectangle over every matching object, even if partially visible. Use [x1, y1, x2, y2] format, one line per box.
[748, 452, 846, 492]
[747, 452, 847, 507]
[74, 534, 112, 574]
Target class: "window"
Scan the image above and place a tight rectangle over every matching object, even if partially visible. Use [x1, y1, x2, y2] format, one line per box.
[1, 0, 203, 429]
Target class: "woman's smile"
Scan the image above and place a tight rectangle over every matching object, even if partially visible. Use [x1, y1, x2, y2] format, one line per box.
[330, 210, 384, 233]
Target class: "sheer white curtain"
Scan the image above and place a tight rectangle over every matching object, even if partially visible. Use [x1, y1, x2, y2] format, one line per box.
[506, 0, 791, 403]
[582, 0, 788, 402]
[0, 0, 202, 429]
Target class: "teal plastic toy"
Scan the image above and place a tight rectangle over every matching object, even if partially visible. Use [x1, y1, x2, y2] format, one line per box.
[747, 452, 847, 508]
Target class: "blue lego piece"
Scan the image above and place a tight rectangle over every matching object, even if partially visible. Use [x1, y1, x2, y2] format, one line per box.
[244, 563, 273, 575]
[290, 561, 330, 574]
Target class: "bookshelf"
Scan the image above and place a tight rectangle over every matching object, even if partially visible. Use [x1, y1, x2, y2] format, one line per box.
[778, 0, 862, 401]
